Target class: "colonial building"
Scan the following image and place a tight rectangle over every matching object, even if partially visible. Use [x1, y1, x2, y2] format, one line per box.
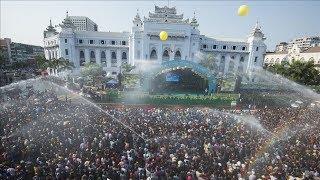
[265, 35, 320, 67]
[265, 45, 320, 67]
[43, 5, 266, 79]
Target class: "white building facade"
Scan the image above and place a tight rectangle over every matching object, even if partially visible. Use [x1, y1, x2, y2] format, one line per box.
[287, 36, 320, 51]
[43, 6, 266, 78]
[265, 45, 320, 67]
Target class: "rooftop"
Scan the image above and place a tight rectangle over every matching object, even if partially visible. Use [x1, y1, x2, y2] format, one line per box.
[75, 31, 129, 38]
[209, 37, 247, 43]
[266, 51, 288, 55]
[302, 46, 320, 53]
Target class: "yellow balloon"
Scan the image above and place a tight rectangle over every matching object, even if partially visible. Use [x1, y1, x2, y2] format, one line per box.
[159, 31, 168, 41]
[238, 5, 250, 16]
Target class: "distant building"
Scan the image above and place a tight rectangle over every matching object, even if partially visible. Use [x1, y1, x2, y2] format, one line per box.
[0, 38, 12, 64]
[68, 15, 98, 31]
[275, 42, 288, 52]
[287, 36, 320, 51]
[10, 43, 44, 62]
[1, 38, 44, 86]
[265, 35, 320, 68]
[265, 45, 320, 67]
[0, 38, 44, 64]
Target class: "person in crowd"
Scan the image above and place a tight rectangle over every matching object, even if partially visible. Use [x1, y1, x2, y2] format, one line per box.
[0, 79, 319, 179]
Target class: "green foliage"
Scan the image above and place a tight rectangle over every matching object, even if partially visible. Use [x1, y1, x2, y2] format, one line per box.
[0, 51, 5, 66]
[35, 55, 49, 71]
[198, 52, 218, 74]
[81, 63, 105, 77]
[11, 61, 30, 69]
[35, 55, 74, 72]
[123, 74, 140, 88]
[96, 91, 238, 107]
[309, 85, 320, 93]
[267, 60, 320, 85]
[121, 63, 135, 73]
[80, 63, 106, 86]
[120, 64, 139, 88]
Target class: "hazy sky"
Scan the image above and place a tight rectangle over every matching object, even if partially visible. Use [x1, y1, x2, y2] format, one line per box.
[1, 1, 320, 51]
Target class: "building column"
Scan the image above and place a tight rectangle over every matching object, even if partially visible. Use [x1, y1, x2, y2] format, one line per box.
[85, 49, 90, 63]
[105, 49, 110, 68]
[55, 49, 59, 59]
[96, 49, 101, 65]
[157, 46, 162, 62]
[117, 49, 121, 68]
[45, 50, 49, 59]
[74, 49, 80, 68]
[234, 54, 241, 74]
[215, 53, 221, 70]
[169, 48, 174, 61]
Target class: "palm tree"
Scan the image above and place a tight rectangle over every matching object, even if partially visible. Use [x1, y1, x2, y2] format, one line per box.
[50, 58, 60, 69]
[58, 58, 74, 70]
[35, 55, 50, 71]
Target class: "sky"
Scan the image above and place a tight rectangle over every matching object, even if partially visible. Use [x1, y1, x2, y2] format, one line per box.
[1, 0, 320, 51]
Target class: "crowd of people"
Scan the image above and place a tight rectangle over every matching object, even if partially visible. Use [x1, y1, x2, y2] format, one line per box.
[0, 79, 320, 179]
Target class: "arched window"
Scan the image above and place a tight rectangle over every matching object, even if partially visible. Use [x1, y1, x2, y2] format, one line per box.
[266, 58, 269, 63]
[174, 50, 181, 60]
[111, 51, 117, 67]
[101, 51, 106, 59]
[219, 56, 226, 73]
[90, 51, 95, 63]
[122, 52, 127, 60]
[80, 50, 85, 59]
[271, 58, 274, 63]
[276, 58, 280, 63]
[101, 51, 106, 64]
[240, 57, 244, 62]
[111, 51, 117, 59]
[150, 49, 157, 60]
[80, 50, 85, 66]
[122, 52, 127, 64]
[162, 50, 169, 61]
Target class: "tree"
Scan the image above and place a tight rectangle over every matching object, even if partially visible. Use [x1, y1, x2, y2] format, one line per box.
[198, 52, 218, 74]
[120, 63, 140, 89]
[49, 58, 60, 70]
[50, 57, 74, 71]
[121, 63, 136, 73]
[267, 59, 320, 86]
[80, 63, 106, 86]
[35, 55, 50, 71]
[0, 51, 5, 68]
[59, 58, 74, 70]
